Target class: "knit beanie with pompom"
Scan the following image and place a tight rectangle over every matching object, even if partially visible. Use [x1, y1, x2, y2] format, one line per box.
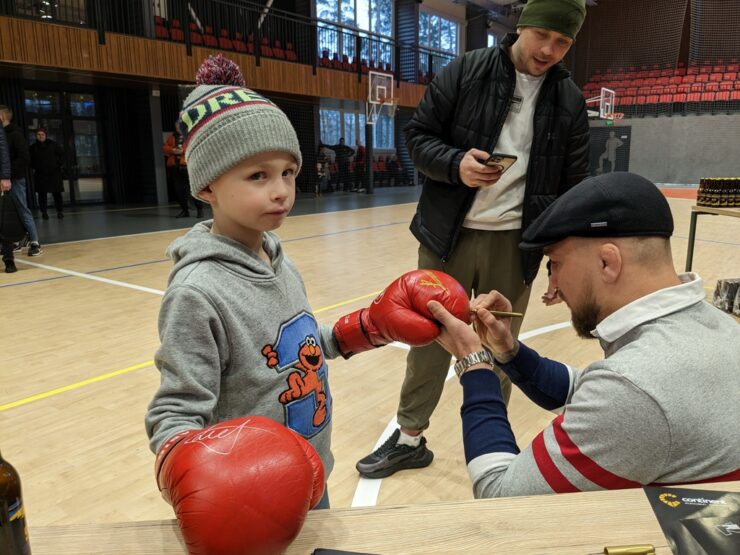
[178, 54, 302, 197]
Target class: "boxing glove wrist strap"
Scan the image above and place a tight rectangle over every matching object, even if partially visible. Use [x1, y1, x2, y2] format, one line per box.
[333, 309, 376, 358]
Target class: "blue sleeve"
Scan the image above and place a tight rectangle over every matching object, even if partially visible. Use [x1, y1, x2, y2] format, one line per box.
[460, 369, 519, 463]
[498, 342, 571, 410]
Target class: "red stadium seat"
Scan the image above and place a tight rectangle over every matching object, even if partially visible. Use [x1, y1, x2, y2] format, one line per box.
[272, 39, 286, 60]
[716, 90, 730, 102]
[170, 19, 184, 42]
[203, 26, 218, 48]
[700, 91, 715, 102]
[218, 29, 234, 51]
[285, 42, 298, 62]
[723, 72, 737, 81]
[247, 33, 255, 54]
[705, 82, 719, 92]
[709, 72, 723, 82]
[696, 73, 709, 83]
[233, 31, 247, 53]
[260, 36, 273, 57]
[731, 90, 740, 101]
[154, 16, 169, 40]
[189, 23, 203, 46]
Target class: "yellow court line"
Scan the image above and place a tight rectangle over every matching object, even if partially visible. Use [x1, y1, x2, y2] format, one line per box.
[0, 292, 383, 413]
[0, 361, 154, 412]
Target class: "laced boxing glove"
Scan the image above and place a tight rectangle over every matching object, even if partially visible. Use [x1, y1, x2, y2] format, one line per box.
[155, 416, 325, 555]
[333, 269, 470, 357]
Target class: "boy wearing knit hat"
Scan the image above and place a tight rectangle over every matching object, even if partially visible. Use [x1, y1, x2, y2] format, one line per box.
[357, 0, 591, 478]
[145, 56, 473, 551]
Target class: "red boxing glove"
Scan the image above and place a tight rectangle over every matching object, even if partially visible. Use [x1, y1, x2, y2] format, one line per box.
[333, 269, 470, 357]
[155, 416, 325, 555]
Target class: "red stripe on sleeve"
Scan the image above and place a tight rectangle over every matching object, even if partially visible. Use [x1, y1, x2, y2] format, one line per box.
[531, 430, 580, 493]
[552, 414, 641, 490]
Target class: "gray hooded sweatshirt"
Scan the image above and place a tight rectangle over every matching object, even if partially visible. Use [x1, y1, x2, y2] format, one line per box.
[145, 221, 340, 477]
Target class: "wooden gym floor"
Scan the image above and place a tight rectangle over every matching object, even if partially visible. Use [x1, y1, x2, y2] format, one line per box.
[0, 191, 737, 526]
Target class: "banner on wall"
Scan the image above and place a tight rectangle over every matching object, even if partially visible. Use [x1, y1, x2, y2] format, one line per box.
[589, 126, 632, 176]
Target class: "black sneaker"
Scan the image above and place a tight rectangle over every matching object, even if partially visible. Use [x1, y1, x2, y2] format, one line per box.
[28, 243, 42, 256]
[356, 429, 434, 479]
[4, 260, 17, 273]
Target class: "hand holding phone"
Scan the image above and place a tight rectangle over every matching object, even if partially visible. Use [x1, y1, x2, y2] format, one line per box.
[482, 153, 518, 174]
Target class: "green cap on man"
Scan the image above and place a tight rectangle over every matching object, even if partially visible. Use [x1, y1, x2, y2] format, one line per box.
[517, 0, 587, 40]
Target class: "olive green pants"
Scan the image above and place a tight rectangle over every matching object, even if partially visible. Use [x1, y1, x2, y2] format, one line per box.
[397, 228, 532, 431]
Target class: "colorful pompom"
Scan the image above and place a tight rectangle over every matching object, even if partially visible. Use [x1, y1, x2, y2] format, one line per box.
[195, 54, 246, 87]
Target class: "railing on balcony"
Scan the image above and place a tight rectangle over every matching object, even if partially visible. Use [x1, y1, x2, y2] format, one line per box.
[2, 0, 456, 85]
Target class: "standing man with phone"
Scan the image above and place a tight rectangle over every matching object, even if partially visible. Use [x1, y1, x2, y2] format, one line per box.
[356, 0, 590, 479]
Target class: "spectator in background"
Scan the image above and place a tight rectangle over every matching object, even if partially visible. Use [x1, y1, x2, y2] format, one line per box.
[30, 128, 65, 220]
[322, 137, 354, 192]
[353, 144, 367, 193]
[1, 120, 15, 272]
[0, 105, 42, 256]
[386, 154, 402, 187]
[316, 148, 330, 196]
[163, 128, 205, 219]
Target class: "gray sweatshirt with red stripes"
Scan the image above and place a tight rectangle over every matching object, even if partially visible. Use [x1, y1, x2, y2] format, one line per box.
[463, 273, 740, 497]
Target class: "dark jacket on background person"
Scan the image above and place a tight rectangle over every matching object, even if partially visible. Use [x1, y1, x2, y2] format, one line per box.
[0, 125, 10, 180]
[3, 122, 30, 179]
[30, 138, 65, 193]
[405, 33, 590, 284]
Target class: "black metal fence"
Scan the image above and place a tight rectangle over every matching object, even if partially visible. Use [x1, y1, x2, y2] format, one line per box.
[3, 0, 455, 85]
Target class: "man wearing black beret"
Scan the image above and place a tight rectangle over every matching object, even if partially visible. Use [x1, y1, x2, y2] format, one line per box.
[428, 172, 740, 497]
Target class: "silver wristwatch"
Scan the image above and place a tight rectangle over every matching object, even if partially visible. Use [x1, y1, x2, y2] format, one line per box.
[454, 350, 494, 378]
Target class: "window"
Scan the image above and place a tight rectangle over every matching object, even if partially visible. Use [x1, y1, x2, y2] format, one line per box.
[316, 0, 393, 64]
[320, 109, 342, 145]
[488, 34, 498, 48]
[418, 11, 459, 55]
[319, 108, 394, 150]
[14, 0, 88, 25]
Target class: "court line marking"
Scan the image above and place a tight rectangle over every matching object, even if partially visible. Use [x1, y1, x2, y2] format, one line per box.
[0, 361, 154, 412]
[0, 290, 382, 413]
[351, 321, 574, 508]
[14, 260, 166, 296]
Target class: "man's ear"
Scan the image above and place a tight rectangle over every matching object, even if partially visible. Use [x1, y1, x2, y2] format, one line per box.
[599, 243, 622, 284]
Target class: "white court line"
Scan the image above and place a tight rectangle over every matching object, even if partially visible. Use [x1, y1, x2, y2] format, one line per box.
[351, 321, 573, 508]
[16, 259, 165, 296]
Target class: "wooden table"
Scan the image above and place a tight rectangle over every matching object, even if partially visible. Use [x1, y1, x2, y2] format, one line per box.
[29, 481, 739, 554]
[685, 205, 740, 271]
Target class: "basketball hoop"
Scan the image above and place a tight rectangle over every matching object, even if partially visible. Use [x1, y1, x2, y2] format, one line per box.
[604, 112, 624, 121]
[367, 70, 395, 125]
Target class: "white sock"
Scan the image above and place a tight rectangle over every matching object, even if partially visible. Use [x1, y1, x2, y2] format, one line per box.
[397, 430, 422, 448]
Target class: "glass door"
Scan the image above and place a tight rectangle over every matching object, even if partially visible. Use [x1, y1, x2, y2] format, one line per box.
[24, 90, 105, 204]
[68, 93, 104, 203]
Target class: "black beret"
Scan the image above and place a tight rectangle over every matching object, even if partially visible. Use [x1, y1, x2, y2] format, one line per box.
[520, 172, 674, 250]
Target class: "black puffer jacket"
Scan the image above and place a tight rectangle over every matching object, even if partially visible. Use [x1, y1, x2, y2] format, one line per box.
[405, 34, 590, 284]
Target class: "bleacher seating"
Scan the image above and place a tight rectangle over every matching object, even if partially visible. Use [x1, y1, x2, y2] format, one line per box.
[582, 58, 740, 116]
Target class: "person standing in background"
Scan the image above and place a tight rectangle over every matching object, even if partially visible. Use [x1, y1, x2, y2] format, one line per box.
[1, 121, 17, 272]
[1, 105, 42, 256]
[30, 128, 65, 220]
[163, 128, 205, 219]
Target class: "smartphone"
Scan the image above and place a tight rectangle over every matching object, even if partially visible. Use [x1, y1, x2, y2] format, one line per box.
[483, 153, 518, 174]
